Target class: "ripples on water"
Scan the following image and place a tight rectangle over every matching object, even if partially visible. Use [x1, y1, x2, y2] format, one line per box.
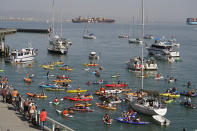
[0, 21, 197, 131]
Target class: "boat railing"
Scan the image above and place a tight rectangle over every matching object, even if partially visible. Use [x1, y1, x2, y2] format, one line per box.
[13, 96, 74, 131]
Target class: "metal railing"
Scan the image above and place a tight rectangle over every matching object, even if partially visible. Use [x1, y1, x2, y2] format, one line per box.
[16, 97, 74, 131]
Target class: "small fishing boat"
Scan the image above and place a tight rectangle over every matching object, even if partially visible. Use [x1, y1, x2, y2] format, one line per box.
[152, 115, 170, 126]
[5, 45, 37, 63]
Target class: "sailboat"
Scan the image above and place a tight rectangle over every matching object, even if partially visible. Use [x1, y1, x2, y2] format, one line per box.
[48, 0, 71, 54]
[129, 0, 167, 116]
[83, 23, 96, 39]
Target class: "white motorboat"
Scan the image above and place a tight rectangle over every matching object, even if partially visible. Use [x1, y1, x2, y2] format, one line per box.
[128, 38, 142, 44]
[146, 39, 180, 57]
[152, 115, 171, 126]
[5, 46, 37, 63]
[118, 34, 129, 38]
[89, 51, 99, 59]
[127, 57, 158, 71]
[83, 33, 96, 39]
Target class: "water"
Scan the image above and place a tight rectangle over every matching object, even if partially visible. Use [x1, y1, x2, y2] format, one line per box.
[0, 21, 197, 131]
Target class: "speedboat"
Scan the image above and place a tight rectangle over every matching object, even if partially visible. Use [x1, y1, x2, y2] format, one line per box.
[152, 115, 170, 126]
[5, 45, 37, 63]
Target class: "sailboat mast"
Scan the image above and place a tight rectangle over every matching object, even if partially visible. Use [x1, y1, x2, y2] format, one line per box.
[141, 0, 144, 89]
[52, 0, 55, 36]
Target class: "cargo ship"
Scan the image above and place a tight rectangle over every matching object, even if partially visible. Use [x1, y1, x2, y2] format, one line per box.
[186, 18, 197, 25]
[72, 16, 115, 23]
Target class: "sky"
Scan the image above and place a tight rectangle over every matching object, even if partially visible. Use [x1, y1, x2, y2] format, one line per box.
[0, 0, 197, 23]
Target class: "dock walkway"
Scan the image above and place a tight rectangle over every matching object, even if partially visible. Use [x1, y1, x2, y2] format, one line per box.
[0, 96, 40, 131]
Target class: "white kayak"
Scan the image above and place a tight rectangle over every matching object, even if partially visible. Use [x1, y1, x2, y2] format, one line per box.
[154, 76, 164, 80]
[152, 115, 170, 126]
[56, 109, 73, 118]
[101, 90, 122, 94]
[110, 100, 122, 104]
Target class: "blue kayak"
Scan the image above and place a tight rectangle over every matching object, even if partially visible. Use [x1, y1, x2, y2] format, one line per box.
[180, 92, 197, 97]
[39, 84, 58, 88]
[114, 117, 149, 125]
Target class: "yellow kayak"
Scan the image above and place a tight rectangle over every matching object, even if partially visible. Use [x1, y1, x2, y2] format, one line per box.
[160, 93, 180, 98]
[59, 67, 72, 71]
[52, 61, 64, 65]
[66, 90, 87, 93]
[45, 88, 65, 91]
[53, 79, 72, 83]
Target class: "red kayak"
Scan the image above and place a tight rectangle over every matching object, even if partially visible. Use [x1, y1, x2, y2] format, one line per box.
[63, 96, 92, 101]
[105, 84, 128, 87]
[56, 75, 69, 79]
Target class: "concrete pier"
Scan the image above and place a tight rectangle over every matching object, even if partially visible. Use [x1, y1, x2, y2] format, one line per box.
[0, 97, 40, 131]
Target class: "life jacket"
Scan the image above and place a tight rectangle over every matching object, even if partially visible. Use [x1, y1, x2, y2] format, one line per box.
[40, 111, 47, 121]
[62, 110, 68, 115]
[13, 90, 18, 97]
[54, 99, 59, 102]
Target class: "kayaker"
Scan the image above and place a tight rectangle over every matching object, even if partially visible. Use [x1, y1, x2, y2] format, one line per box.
[103, 114, 111, 123]
[136, 116, 141, 122]
[62, 109, 68, 116]
[54, 97, 59, 103]
[77, 87, 81, 91]
[41, 91, 45, 96]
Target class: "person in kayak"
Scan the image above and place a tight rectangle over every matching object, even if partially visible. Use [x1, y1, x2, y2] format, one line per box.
[103, 114, 111, 123]
[54, 97, 59, 103]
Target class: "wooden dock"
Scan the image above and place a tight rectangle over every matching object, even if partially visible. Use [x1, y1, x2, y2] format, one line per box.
[0, 28, 17, 35]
